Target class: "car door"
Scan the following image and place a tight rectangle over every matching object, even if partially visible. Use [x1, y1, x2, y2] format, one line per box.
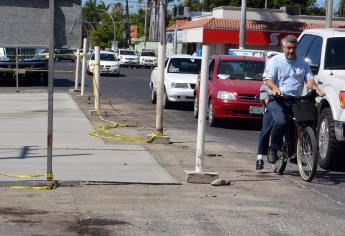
[207, 59, 216, 100]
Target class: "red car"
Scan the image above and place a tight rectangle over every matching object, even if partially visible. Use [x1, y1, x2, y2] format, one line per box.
[194, 55, 266, 126]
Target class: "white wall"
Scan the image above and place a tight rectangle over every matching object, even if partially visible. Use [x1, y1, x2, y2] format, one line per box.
[184, 28, 203, 43]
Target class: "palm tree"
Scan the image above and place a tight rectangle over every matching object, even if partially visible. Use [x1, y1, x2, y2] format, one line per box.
[338, 0, 345, 16]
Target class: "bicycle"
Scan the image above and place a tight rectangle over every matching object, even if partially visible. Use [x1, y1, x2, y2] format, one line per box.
[269, 91, 319, 182]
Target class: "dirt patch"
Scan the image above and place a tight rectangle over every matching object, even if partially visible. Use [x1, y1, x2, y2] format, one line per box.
[67, 218, 129, 236]
[0, 207, 48, 217]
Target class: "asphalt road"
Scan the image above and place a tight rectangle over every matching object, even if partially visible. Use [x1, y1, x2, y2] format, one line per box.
[1, 61, 345, 208]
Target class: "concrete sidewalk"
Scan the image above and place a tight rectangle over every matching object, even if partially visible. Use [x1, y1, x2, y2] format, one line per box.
[0, 93, 177, 185]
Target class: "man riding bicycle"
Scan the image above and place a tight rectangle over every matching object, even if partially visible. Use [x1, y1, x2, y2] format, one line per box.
[263, 35, 325, 164]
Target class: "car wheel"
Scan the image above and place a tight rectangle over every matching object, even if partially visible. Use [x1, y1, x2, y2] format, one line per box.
[208, 99, 218, 127]
[193, 96, 198, 119]
[163, 89, 170, 109]
[151, 88, 157, 104]
[318, 108, 344, 169]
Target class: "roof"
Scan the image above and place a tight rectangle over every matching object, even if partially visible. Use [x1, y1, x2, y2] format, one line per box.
[100, 51, 115, 54]
[301, 28, 345, 38]
[166, 19, 189, 31]
[167, 18, 345, 33]
[168, 54, 201, 59]
[215, 55, 266, 61]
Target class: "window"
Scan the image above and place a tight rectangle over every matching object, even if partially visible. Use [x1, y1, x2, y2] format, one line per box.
[217, 60, 265, 80]
[120, 50, 136, 56]
[100, 53, 116, 61]
[208, 60, 215, 80]
[305, 36, 322, 66]
[167, 58, 201, 74]
[324, 37, 345, 69]
[141, 51, 155, 56]
[297, 34, 315, 58]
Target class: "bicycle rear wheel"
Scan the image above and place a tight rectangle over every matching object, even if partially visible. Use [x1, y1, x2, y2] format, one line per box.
[297, 126, 318, 182]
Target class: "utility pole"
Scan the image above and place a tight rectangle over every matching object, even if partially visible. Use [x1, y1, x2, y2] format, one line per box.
[125, 0, 130, 47]
[144, 0, 149, 48]
[155, 0, 166, 134]
[239, 0, 247, 49]
[326, 0, 333, 28]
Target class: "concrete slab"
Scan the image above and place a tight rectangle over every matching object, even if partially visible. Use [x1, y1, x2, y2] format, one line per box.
[0, 93, 178, 185]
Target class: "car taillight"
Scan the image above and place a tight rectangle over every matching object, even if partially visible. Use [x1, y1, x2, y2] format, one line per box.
[340, 91, 345, 109]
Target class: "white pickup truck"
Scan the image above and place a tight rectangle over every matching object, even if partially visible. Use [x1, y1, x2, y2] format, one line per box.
[297, 29, 345, 169]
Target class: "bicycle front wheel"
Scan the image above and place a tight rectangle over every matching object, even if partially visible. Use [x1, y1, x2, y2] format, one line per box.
[297, 126, 318, 182]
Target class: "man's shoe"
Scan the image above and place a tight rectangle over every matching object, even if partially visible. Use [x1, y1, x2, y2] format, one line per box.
[267, 150, 278, 164]
[290, 156, 297, 164]
[256, 160, 264, 170]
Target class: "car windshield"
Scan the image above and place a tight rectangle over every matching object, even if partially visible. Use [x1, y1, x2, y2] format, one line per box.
[90, 53, 116, 61]
[120, 50, 136, 55]
[60, 49, 74, 54]
[167, 58, 201, 74]
[324, 37, 345, 69]
[100, 53, 116, 61]
[141, 51, 155, 56]
[217, 60, 265, 80]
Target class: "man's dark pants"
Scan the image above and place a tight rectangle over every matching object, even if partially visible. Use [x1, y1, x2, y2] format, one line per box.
[267, 98, 292, 152]
[257, 109, 273, 155]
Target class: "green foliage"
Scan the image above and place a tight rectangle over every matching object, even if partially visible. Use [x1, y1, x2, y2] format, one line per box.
[182, 0, 202, 11]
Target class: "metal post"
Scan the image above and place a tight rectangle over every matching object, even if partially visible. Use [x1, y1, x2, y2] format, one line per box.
[74, 49, 80, 91]
[15, 48, 19, 92]
[173, 25, 177, 54]
[265, 0, 268, 9]
[326, 0, 333, 28]
[155, 0, 166, 133]
[81, 38, 87, 96]
[195, 44, 210, 172]
[239, 0, 247, 49]
[94, 46, 101, 112]
[47, 0, 55, 181]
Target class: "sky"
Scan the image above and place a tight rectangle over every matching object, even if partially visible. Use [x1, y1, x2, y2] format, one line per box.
[82, 0, 340, 12]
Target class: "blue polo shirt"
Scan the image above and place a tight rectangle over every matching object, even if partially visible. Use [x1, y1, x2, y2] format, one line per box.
[263, 54, 314, 96]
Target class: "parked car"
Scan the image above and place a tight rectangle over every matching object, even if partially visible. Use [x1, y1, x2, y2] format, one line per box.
[54, 48, 76, 62]
[139, 49, 157, 68]
[194, 55, 266, 126]
[118, 49, 139, 67]
[87, 51, 120, 76]
[297, 28, 345, 169]
[0, 47, 48, 84]
[150, 54, 202, 108]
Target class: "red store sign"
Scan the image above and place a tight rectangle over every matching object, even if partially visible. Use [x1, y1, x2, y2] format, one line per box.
[203, 29, 300, 46]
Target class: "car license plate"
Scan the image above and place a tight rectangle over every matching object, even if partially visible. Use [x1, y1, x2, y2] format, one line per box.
[17, 69, 26, 75]
[249, 106, 264, 114]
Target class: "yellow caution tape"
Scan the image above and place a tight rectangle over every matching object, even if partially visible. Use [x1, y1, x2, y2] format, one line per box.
[0, 172, 56, 190]
[0, 172, 49, 179]
[10, 183, 56, 190]
[0, 68, 75, 73]
[89, 64, 162, 143]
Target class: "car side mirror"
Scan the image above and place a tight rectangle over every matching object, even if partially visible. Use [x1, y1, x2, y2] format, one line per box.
[310, 64, 320, 75]
[305, 58, 319, 75]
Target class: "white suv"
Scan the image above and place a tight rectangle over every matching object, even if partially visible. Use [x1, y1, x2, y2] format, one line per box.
[118, 49, 139, 67]
[297, 29, 345, 169]
[139, 49, 157, 68]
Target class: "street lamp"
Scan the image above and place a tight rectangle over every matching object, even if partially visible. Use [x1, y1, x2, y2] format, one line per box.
[98, 9, 117, 50]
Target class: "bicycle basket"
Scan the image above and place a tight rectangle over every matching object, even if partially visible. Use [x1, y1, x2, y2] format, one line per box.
[292, 101, 317, 124]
